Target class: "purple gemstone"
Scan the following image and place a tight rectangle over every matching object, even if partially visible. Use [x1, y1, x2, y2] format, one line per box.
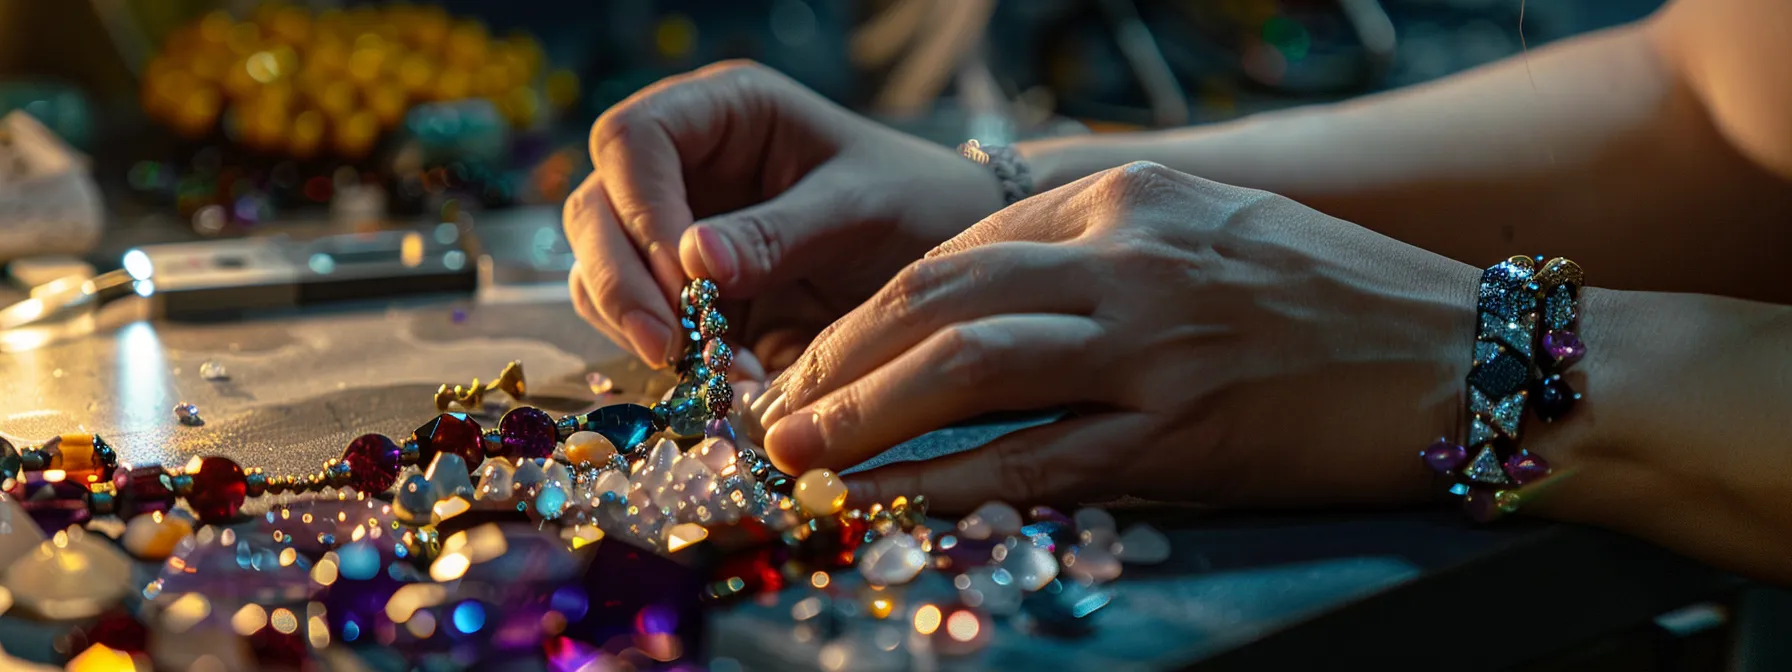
[1026, 506, 1074, 527]
[16, 475, 90, 532]
[1464, 488, 1502, 523]
[1542, 330, 1586, 368]
[342, 434, 403, 494]
[704, 418, 736, 443]
[1503, 452, 1551, 485]
[113, 465, 174, 518]
[1421, 440, 1470, 474]
[937, 534, 1005, 570]
[499, 407, 556, 462]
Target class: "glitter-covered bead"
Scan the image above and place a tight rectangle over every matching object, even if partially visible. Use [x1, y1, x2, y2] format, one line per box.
[699, 307, 728, 339]
[341, 434, 403, 494]
[499, 407, 557, 462]
[703, 340, 733, 372]
[795, 469, 847, 515]
[705, 377, 733, 418]
[689, 278, 718, 307]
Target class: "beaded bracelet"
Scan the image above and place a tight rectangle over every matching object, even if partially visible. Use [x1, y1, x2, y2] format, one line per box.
[1422, 256, 1584, 521]
[0, 279, 801, 533]
[957, 139, 1035, 205]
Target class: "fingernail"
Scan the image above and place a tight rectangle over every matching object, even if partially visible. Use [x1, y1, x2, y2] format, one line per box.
[759, 394, 790, 430]
[765, 410, 822, 473]
[692, 225, 739, 285]
[750, 384, 784, 418]
[620, 311, 673, 369]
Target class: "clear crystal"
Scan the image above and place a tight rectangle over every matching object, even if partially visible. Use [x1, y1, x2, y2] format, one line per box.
[1491, 391, 1528, 437]
[174, 402, 203, 426]
[425, 454, 475, 501]
[199, 360, 229, 381]
[858, 534, 927, 587]
[588, 470, 629, 500]
[586, 372, 614, 396]
[1465, 446, 1511, 484]
[474, 460, 515, 501]
[999, 542, 1059, 591]
[1115, 524, 1171, 564]
[1468, 418, 1495, 448]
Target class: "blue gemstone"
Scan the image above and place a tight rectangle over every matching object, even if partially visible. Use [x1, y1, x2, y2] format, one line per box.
[1448, 483, 1470, 496]
[577, 404, 659, 453]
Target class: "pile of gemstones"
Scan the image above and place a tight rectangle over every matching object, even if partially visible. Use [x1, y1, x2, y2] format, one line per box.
[0, 280, 1172, 669]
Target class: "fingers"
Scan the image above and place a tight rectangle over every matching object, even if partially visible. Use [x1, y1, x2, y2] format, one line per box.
[843, 413, 1138, 513]
[568, 266, 628, 351]
[676, 168, 864, 298]
[762, 313, 1108, 474]
[768, 243, 1099, 426]
[563, 173, 682, 367]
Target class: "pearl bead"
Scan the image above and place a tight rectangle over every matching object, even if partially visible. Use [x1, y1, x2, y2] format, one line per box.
[564, 431, 618, 467]
[795, 469, 847, 515]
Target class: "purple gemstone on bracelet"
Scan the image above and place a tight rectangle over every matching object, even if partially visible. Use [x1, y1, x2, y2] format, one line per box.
[1464, 487, 1502, 523]
[1421, 440, 1469, 474]
[499, 407, 556, 462]
[1503, 451, 1551, 485]
[1542, 330, 1586, 368]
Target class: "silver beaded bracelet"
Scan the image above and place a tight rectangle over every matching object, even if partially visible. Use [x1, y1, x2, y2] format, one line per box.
[957, 139, 1035, 205]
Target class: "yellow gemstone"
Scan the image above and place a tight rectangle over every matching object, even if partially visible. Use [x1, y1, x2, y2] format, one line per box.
[795, 469, 847, 516]
[1494, 490, 1523, 513]
[563, 432, 617, 467]
[121, 512, 194, 560]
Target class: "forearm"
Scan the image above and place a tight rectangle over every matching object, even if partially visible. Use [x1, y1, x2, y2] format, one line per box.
[1532, 288, 1792, 583]
[1017, 21, 1792, 302]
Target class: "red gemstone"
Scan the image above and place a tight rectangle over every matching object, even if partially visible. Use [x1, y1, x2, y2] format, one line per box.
[341, 434, 403, 494]
[713, 547, 787, 595]
[412, 413, 484, 474]
[1503, 452, 1551, 485]
[113, 464, 174, 518]
[187, 456, 247, 523]
[499, 407, 556, 462]
[1421, 440, 1470, 474]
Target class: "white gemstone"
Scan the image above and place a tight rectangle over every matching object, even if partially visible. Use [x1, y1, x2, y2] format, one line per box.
[999, 543, 1058, 591]
[425, 454, 475, 501]
[199, 360, 229, 381]
[512, 458, 549, 491]
[958, 567, 1022, 615]
[1075, 508, 1118, 548]
[693, 437, 737, 474]
[1062, 544, 1122, 583]
[858, 534, 927, 586]
[2, 531, 133, 619]
[589, 470, 629, 500]
[1115, 524, 1171, 564]
[392, 475, 439, 526]
[956, 501, 1022, 540]
[545, 461, 574, 492]
[474, 460, 515, 501]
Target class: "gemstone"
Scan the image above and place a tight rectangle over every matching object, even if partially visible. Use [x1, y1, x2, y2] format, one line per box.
[199, 360, 229, 381]
[1504, 451, 1551, 484]
[663, 395, 707, 436]
[588, 470, 629, 501]
[425, 453, 475, 501]
[1464, 446, 1511, 485]
[959, 567, 1023, 616]
[1467, 350, 1530, 400]
[795, 469, 847, 515]
[342, 434, 403, 494]
[39, 433, 118, 486]
[1468, 418, 1495, 447]
[113, 465, 175, 519]
[1495, 490, 1524, 513]
[1464, 487, 1502, 523]
[1545, 284, 1577, 331]
[957, 501, 1023, 540]
[1490, 391, 1528, 437]
[1421, 440, 1469, 474]
[175, 402, 203, 426]
[1532, 375, 1579, 422]
[1074, 508, 1118, 548]
[703, 339, 733, 371]
[411, 413, 484, 474]
[2, 530, 132, 619]
[705, 377, 733, 418]
[572, 404, 659, 453]
[393, 475, 438, 526]
[1542, 330, 1586, 369]
[693, 437, 737, 474]
[1062, 543, 1123, 583]
[0, 437, 18, 485]
[0, 494, 47, 568]
[858, 534, 927, 586]
[1474, 341, 1501, 365]
[534, 483, 569, 521]
[705, 418, 736, 445]
[16, 476, 91, 531]
[1479, 312, 1535, 358]
[564, 431, 617, 467]
[585, 371, 614, 396]
[513, 458, 549, 493]
[185, 456, 247, 523]
[121, 512, 193, 560]
[1115, 524, 1171, 564]
[498, 407, 556, 462]
[699, 307, 728, 338]
[1000, 543, 1059, 591]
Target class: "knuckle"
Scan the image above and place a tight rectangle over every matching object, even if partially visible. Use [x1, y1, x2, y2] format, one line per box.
[728, 212, 785, 278]
[885, 258, 954, 319]
[814, 386, 864, 444]
[934, 324, 1004, 390]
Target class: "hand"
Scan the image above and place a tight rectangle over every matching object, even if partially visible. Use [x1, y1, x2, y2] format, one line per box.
[563, 61, 1006, 375]
[756, 162, 1483, 511]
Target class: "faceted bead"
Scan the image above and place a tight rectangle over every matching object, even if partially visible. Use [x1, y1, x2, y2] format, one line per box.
[393, 475, 439, 526]
[411, 413, 484, 474]
[341, 434, 403, 494]
[693, 437, 738, 475]
[121, 511, 193, 560]
[957, 501, 1023, 540]
[425, 453, 475, 501]
[1503, 451, 1552, 485]
[16, 475, 90, 532]
[1541, 330, 1586, 369]
[499, 407, 557, 462]
[1115, 524, 1172, 565]
[1062, 543, 1123, 583]
[664, 396, 707, 437]
[513, 458, 550, 494]
[564, 431, 617, 467]
[38, 433, 118, 486]
[2, 530, 132, 619]
[572, 404, 659, 454]
[795, 469, 847, 515]
[185, 456, 247, 523]
[858, 534, 927, 586]
[705, 418, 736, 444]
[703, 339, 733, 371]
[1532, 375, 1579, 422]
[1421, 440, 1469, 474]
[1000, 543, 1059, 591]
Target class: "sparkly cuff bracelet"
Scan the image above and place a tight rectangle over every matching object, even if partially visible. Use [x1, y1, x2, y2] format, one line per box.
[957, 139, 1035, 205]
[1422, 255, 1585, 522]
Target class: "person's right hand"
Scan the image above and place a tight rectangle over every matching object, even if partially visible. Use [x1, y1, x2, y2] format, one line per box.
[563, 60, 1007, 377]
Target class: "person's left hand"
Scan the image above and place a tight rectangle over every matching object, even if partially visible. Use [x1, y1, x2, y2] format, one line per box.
[751, 162, 1486, 512]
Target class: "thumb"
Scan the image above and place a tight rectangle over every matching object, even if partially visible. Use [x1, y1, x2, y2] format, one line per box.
[678, 171, 857, 297]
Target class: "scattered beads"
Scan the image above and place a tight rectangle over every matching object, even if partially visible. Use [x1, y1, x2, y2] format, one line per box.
[795, 469, 847, 516]
[173, 402, 203, 426]
[198, 360, 229, 381]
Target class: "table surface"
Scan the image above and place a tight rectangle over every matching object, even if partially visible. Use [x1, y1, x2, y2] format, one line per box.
[0, 291, 1737, 670]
